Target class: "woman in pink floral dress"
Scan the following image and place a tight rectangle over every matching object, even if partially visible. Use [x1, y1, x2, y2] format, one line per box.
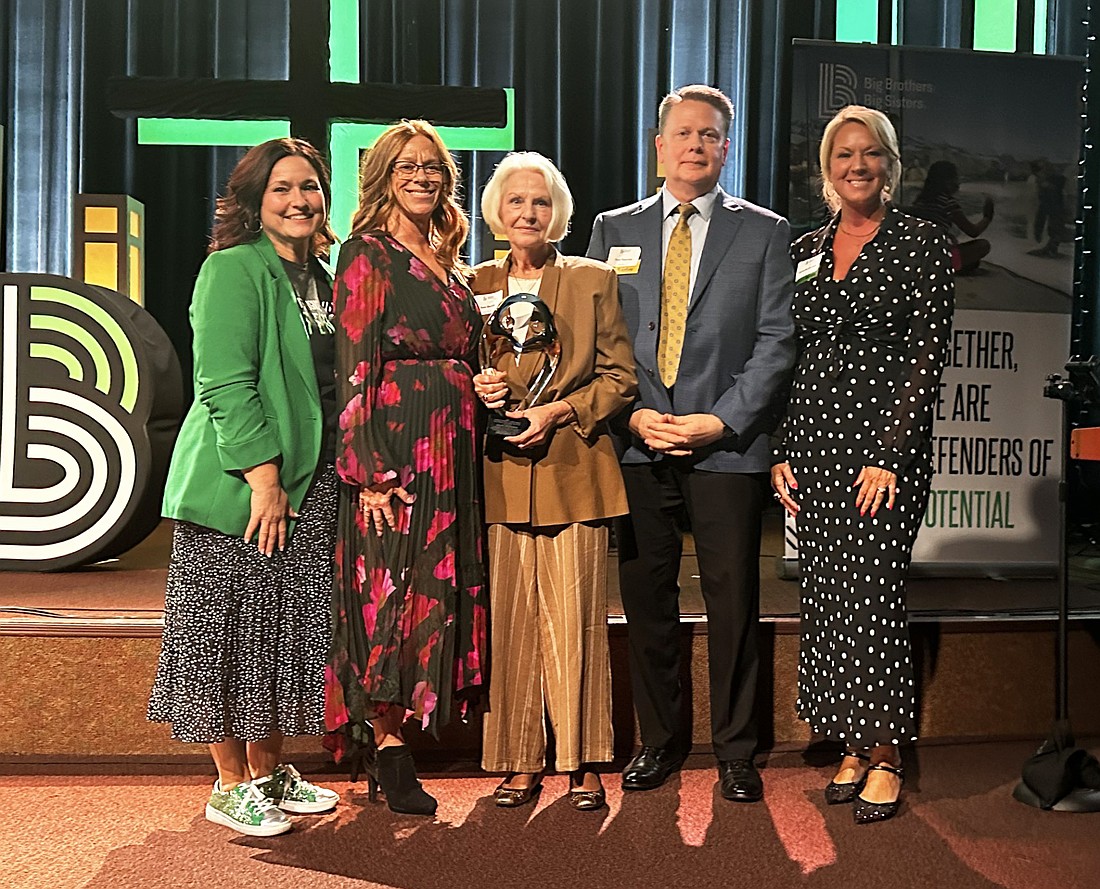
[325, 120, 486, 816]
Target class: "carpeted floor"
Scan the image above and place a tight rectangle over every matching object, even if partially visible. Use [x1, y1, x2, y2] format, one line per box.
[4, 740, 1098, 889]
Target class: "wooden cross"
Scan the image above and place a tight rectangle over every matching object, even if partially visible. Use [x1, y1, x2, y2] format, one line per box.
[105, 0, 513, 237]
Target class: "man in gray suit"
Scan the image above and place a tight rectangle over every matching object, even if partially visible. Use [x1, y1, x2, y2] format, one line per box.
[587, 84, 794, 801]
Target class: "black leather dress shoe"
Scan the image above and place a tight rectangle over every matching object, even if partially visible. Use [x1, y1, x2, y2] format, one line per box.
[718, 759, 764, 802]
[621, 746, 686, 791]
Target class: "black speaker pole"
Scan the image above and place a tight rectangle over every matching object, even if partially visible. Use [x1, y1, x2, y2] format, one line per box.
[1012, 0, 1100, 813]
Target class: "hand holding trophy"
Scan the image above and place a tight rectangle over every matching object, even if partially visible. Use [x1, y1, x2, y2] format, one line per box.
[479, 292, 561, 438]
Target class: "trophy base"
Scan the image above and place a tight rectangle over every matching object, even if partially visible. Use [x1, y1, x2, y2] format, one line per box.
[487, 414, 530, 438]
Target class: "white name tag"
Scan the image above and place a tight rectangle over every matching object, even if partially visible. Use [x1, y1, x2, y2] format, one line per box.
[796, 253, 823, 283]
[607, 246, 642, 275]
[475, 290, 504, 316]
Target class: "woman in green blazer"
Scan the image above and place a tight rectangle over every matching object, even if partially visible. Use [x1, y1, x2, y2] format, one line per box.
[149, 138, 341, 838]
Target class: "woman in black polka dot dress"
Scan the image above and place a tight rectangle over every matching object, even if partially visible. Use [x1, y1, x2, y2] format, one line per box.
[771, 106, 953, 824]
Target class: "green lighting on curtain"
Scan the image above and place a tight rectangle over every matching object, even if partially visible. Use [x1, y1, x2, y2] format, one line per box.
[138, 118, 290, 145]
[835, 0, 879, 44]
[329, 90, 516, 241]
[974, 0, 1017, 52]
[329, 0, 359, 82]
[134, 6, 514, 246]
[1034, 0, 1049, 53]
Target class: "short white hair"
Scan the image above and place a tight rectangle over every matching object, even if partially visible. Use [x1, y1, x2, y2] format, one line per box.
[819, 104, 902, 212]
[480, 152, 574, 243]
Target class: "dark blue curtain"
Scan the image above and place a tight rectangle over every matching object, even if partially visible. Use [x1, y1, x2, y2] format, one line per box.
[76, 0, 290, 378]
[5, 0, 85, 276]
[1073, 0, 1099, 357]
[357, 0, 811, 260]
[2, 0, 1090, 372]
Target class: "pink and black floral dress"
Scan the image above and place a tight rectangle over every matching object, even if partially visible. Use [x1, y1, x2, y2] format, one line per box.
[325, 231, 487, 760]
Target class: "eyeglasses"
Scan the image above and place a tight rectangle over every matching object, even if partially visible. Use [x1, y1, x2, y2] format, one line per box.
[391, 160, 446, 180]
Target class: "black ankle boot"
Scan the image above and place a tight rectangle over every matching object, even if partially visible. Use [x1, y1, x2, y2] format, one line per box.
[374, 745, 437, 816]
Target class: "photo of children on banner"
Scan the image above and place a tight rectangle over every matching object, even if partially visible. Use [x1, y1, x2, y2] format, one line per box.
[479, 292, 561, 438]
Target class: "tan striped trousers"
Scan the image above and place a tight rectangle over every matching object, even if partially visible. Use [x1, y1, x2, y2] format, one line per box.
[481, 521, 614, 773]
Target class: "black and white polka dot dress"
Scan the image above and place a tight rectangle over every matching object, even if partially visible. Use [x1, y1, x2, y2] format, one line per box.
[148, 467, 337, 743]
[776, 206, 953, 747]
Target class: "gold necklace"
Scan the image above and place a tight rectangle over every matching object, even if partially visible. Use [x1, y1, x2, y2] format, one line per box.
[838, 216, 883, 238]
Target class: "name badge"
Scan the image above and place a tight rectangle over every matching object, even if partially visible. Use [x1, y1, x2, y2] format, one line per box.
[607, 246, 642, 275]
[796, 253, 823, 283]
[475, 290, 504, 316]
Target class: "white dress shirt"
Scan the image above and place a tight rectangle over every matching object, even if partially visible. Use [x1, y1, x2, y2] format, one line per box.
[660, 185, 719, 303]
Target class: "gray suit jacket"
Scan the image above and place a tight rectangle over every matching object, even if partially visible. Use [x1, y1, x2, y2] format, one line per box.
[587, 188, 795, 473]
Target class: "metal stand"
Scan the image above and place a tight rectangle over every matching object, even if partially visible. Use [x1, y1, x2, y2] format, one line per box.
[1012, 357, 1100, 811]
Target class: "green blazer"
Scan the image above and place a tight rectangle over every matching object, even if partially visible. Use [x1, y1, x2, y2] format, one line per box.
[162, 236, 329, 538]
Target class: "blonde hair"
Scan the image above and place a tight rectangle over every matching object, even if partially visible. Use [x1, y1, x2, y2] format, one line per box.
[658, 84, 734, 137]
[818, 105, 902, 212]
[349, 119, 469, 272]
[480, 152, 575, 244]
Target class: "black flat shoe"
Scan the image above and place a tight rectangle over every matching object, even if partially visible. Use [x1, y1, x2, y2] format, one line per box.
[825, 750, 871, 805]
[718, 759, 764, 803]
[493, 775, 543, 808]
[853, 762, 904, 824]
[622, 746, 686, 791]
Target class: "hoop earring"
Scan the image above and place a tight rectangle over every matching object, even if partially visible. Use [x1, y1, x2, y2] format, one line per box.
[247, 216, 262, 233]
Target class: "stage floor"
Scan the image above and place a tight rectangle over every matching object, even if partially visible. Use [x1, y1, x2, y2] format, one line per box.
[5, 517, 1100, 763]
[3, 508, 1097, 632]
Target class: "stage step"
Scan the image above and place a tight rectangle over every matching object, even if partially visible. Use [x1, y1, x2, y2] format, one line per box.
[2, 616, 1099, 767]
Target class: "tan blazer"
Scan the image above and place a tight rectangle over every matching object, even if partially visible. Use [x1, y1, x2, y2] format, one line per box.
[473, 250, 637, 526]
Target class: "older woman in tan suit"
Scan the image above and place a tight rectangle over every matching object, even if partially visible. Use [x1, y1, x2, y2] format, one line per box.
[472, 152, 637, 810]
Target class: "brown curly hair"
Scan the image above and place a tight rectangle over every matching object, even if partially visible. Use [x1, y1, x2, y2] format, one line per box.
[349, 120, 469, 273]
[208, 138, 337, 256]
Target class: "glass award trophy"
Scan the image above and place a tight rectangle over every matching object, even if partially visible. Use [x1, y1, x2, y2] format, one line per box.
[479, 292, 561, 438]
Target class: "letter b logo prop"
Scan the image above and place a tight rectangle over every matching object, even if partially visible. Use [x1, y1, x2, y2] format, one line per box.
[0, 274, 183, 570]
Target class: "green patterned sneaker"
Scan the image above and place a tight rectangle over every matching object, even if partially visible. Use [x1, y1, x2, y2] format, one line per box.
[205, 780, 292, 837]
[256, 763, 339, 814]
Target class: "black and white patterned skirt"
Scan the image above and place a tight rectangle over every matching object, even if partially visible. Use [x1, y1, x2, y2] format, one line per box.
[148, 466, 337, 744]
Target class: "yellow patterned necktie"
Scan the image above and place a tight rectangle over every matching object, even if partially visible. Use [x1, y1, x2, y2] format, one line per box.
[658, 202, 697, 388]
